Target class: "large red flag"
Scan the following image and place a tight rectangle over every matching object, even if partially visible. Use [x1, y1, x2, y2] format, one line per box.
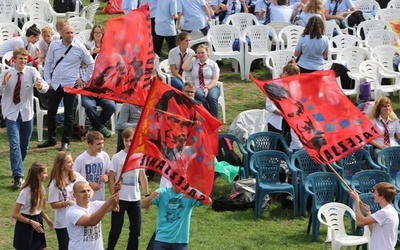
[122, 78, 222, 204]
[65, 5, 153, 106]
[251, 70, 380, 164]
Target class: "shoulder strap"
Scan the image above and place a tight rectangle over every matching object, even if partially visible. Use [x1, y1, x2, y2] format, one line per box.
[51, 44, 73, 77]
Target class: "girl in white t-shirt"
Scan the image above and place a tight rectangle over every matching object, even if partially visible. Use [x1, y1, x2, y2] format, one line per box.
[47, 152, 88, 250]
[12, 162, 54, 250]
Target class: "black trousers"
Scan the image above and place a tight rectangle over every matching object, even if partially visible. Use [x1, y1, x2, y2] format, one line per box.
[47, 86, 76, 143]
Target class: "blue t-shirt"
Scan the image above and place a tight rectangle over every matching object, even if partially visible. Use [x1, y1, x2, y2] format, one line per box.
[295, 34, 329, 70]
[152, 187, 202, 244]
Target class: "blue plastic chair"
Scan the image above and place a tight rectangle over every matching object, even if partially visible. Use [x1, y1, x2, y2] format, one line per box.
[305, 172, 339, 242]
[249, 150, 298, 218]
[291, 149, 325, 216]
[218, 133, 249, 178]
[351, 170, 393, 194]
[377, 146, 400, 182]
[335, 148, 381, 203]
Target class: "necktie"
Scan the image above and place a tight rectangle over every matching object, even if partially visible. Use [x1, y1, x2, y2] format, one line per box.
[332, 0, 340, 15]
[13, 72, 22, 105]
[178, 52, 187, 75]
[198, 63, 206, 89]
[264, 2, 271, 25]
[382, 120, 390, 147]
[231, 1, 237, 15]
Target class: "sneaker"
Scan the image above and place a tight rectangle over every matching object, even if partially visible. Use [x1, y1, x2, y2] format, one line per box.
[13, 177, 24, 189]
[100, 127, 112, 138]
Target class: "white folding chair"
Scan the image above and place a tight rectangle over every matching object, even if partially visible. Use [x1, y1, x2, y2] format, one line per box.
[33, 96, 64, 142]
[207, 24, 245, 80]
[265, 50, 294, 79]
[242, 25, 278, 80]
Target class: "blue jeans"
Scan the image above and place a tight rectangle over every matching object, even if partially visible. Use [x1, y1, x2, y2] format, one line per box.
[107, 200, 141, 250]
[81, 96, 116, 131]
[170, 77, 184, 91]
[6, 114, 33, 178]
[195, 86, 220, 118]
[153, 241, 188, 250]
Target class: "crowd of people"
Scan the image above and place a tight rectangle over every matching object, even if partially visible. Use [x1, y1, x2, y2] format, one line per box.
[2, 0, 400, 249]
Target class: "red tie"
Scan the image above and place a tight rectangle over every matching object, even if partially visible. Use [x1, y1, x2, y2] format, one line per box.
[13, 72, 22, 105]
[178, 52, 187, 75]
[198, 63, 206, 89]
[382, 120, 390, 147]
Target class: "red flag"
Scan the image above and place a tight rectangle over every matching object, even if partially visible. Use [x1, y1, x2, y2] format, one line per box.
[251, 70, 380, 164]
[122, 78, 222, 204]
[65, 5, 154, 106]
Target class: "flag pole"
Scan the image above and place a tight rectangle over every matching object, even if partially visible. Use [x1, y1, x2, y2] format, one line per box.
[325, 162, 352, 191]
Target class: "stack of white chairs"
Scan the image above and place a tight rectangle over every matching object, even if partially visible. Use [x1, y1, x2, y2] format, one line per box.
[337, 47, 369, 98]
[359, 60, 400, 101]
[242, 25, 278, 80]
[277, 25, 304, 51]
[207, 24, 245, 80]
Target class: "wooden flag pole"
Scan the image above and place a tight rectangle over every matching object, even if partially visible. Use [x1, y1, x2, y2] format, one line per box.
[326, 162, 353, 192]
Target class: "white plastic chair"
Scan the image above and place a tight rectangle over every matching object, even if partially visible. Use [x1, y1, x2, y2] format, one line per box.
[266, 21, 290, 49]
[242, 25, 278, 80]
[375, 8, 400, 22]
[207, 24, 245, 80]
[365, 30, 400, 51]
[318, 202, 370, 250]
[337, 47, 369, 98]
[67, 17, 94, 34]
[328, 34, 362, 61]
[387, 0, 400, 8]
[157, 59, 171, 85]
[0, 23, 23, 43]
[265, 50, 294, 79]
[277, 25, 304, 51]
[33, 96, 64, 142]
[76, 95, 116, 133]
[356, 19, 392, 46]
[22, 19, 53, 34]
[324, 21, 343, 40]
[1, 51, 13, 65]
[75, 29, 92, 44]
[0, 0, 18, 25]
[345, 12, 374, 37]
[371, 45, 400, 72]
[359, 59, 400, 100]
[67, 2, 99, 23]
[20, 0, 57, 26]
[226, 13, 259, 33]
[353, 0, 381, 12]
[188, 29, 207, 48]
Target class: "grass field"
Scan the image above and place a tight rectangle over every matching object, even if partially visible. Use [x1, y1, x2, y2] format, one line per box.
[1, 0, 400, 249]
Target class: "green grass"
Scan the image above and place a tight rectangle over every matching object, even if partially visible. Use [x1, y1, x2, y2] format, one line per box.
[1, 1, 399, 249]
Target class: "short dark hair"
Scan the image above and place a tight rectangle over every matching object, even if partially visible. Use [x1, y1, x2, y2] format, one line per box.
[374, 182, 396, 203]
[183, 82, 196, 89]
[122, 127, 135, 139]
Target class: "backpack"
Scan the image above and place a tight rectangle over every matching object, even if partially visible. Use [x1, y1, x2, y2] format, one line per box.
[212, 191, 254, 212]
[347, 10, 366, 38]
[216, 137, 242, 167]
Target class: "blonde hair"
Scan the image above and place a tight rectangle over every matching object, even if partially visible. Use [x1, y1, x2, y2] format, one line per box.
[304, 0, 324, 14]
[368, 96, 396, 120]
[48, 152, 77, 188]
[41, 26, 54, 35]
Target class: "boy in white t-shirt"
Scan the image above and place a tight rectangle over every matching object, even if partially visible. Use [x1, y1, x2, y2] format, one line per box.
[350, 182, 399, 250]
[106, 127, 149, 250]
[74, 131, 111, 201]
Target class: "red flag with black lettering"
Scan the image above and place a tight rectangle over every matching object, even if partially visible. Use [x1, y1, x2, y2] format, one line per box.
[251, 70, 380, 164]
[122, 78, 222, 204]
[64, 5, 154, 106]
